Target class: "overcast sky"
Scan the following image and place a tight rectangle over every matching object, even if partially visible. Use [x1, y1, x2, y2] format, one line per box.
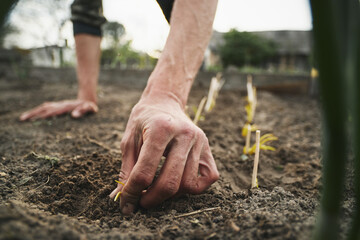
[6, 0, 313, 53]
[104, 0, 312, 53]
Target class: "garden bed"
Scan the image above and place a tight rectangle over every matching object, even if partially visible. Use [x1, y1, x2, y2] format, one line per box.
[0, 79, 349, 239]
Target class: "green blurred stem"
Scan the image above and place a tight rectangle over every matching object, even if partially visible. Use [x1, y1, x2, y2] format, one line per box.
[348, 1, 360, 239]
[0, 0, 17, 27]
[310, 1, 348, 239]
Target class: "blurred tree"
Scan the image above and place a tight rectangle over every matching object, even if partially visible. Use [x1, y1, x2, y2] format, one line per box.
[101, 23, 157, 69]
[219, 29, 277, 68]
[3, 0, 71, 48]
[0, 0, 18, 47]
[102, 21, 125, 49]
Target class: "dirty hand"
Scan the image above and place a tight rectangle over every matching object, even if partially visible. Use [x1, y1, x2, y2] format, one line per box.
[110, 92, 219, 214]
[19, 99, 98, 121]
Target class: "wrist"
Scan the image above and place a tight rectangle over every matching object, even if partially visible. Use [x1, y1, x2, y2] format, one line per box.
[143, 65, 193, 108]
[141, 88, 185, 111]
[77, 89, 97, 103]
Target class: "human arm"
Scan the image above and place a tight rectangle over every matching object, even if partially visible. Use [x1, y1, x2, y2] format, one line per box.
[110, 0, 219, 214]
[19, 34, 100, 121]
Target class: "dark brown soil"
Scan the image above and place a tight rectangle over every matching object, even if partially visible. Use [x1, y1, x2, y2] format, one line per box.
[0, 78, 334, 240]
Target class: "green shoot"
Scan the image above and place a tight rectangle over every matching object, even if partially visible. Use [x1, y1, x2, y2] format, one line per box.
[27, 151, 60, 167]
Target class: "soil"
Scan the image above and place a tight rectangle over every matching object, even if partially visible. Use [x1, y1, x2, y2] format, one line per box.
[0, 78, 351, 239]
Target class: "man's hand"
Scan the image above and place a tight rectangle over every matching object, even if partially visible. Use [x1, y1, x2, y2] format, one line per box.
[109, 92, 219, 214]
[19, 99, 98, 121]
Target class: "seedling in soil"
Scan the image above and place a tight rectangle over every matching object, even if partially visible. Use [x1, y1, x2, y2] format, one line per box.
[27, 151, 60, 167]
[204, 73, 225, 112]
[244, 124, 252, 154]
[193, 96, 207, 125]
[244, 133, 278, 155]
[114, 180, 125, 202]
[242, 75, 257, 137]
[251, 130, 261, 188]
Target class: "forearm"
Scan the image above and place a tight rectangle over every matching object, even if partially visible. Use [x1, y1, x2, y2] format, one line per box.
[143, 0, 218, 108]
[75, 34, 101, 103]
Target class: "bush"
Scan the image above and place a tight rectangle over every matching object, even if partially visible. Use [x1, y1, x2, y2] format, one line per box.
[219, 29, 277, 68]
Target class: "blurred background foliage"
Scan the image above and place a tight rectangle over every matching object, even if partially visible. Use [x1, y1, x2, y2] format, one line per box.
[219, 29, 277, 68]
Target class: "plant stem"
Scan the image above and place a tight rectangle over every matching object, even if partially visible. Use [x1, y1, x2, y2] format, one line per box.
[251, 130, 260, 188]
[245, 124, 251, 154]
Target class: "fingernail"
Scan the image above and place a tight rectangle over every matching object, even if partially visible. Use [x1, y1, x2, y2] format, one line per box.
[121, 203, 135, 215]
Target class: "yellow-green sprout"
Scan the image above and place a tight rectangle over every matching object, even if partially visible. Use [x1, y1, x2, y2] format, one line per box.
[114, 180, 125, 202]
[243, 133, 278, 155]
[241, 122, 258, 137]
[242, 82, 257, 137]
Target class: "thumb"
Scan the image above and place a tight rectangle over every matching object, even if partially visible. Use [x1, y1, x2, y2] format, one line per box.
[110, 132, 140, 214]
[71, 101, 98, 118]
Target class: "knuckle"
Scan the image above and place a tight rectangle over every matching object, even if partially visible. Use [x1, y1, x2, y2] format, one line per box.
[180, 124, 196, 140]
[199, 130, 207, 140]
[120, 133, 132, 151]
[209, 170, 220, 183]
[132, 169, 153, 187]
[153, 116, 175, 135]
[120, 139, 127, 151]
[160, 178, 180, 196]
[41, 102, 50, 107]
[120, 138, 126, 151]
[182, 179, 196, 192]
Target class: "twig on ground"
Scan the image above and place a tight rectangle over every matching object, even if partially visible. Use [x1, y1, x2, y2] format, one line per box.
[34, 175, 50, 190]
[174, 207, 221, 218]
[86, 136, 112, 152]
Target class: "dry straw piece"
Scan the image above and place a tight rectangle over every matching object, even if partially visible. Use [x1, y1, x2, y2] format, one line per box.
[251, 130, 261, 188]
[204, 73, 225, 112]
[193, 96, 207, 125]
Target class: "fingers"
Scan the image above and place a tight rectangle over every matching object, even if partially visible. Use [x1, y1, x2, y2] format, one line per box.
[197, 143, 220, 192]
[34, 103, 75, 119]
[19, 100, 98, 121]
[177, 139, 203, 195]
[180, 133, 219, 195]
[109, 130, 139, 199]
[139, 132, 194, 209]
[119, 120, 173, 214]
[71, 101, 98, 118]
[19, 102, 51, 121]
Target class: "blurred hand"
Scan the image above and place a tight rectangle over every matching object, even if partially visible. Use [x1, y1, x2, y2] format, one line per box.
[19, 99, 98, 121]
[109, 92, 219, 214]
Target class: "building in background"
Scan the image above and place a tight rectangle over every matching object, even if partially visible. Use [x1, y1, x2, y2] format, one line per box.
[205, 30, 312, 72]
[29, 45, 75, 68]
